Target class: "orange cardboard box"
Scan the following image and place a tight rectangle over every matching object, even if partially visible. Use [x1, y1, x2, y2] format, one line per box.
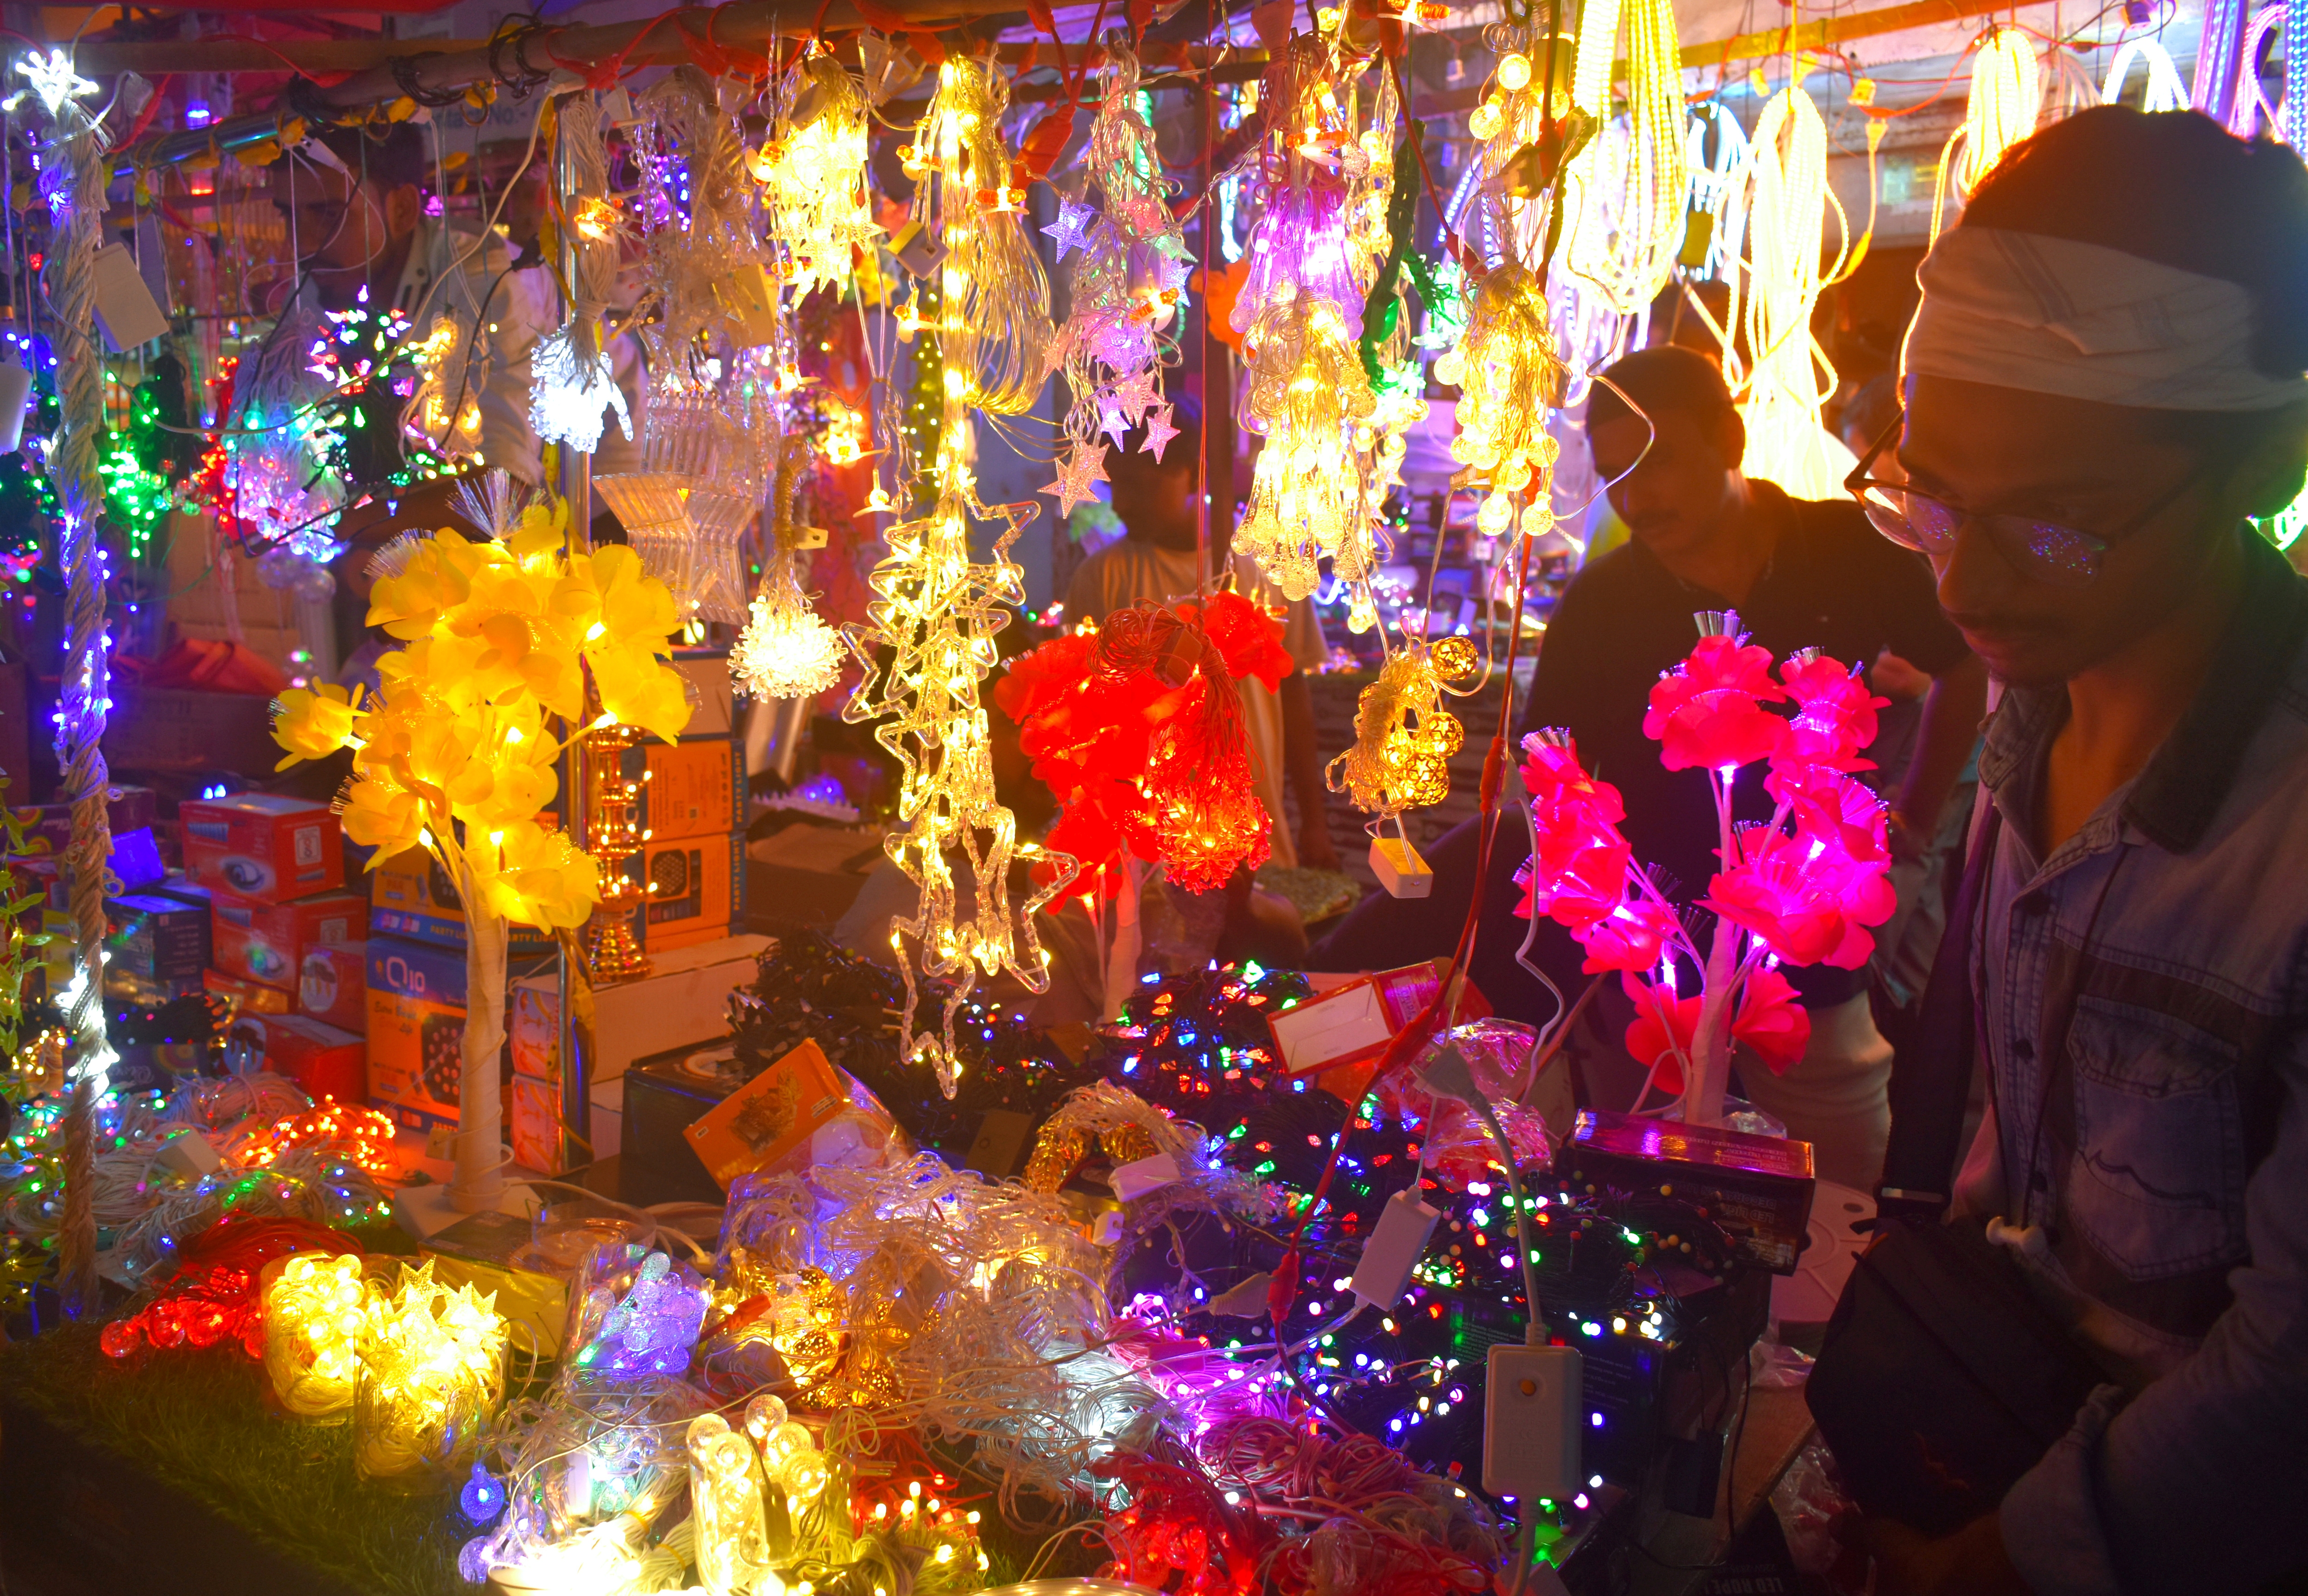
[682, 1039, 896, 1190]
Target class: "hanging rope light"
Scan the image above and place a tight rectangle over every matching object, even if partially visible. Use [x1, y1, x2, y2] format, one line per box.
[1736, 85, 1851, 502]
[1563, 0, 1690, 313]
[1933, 27, 2040, 240]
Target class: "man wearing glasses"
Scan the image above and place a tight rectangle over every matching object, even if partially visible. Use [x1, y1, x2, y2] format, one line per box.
[1845, 107, 2308, 1595]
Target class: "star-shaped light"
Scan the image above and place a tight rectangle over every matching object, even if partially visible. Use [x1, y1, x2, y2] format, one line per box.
[1041, 198, 1095, 260]
[14, 48, 97, 117]
[1139, 405, 1182, 463]
[1096, 403, 1132, 449]
[1041, 443, 1108, 516]
[1108, 367, 1160, 421]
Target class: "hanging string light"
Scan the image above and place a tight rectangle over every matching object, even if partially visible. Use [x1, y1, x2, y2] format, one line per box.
[1232, 32, 1395, 601]
[1329, 635, 1482, 818]
[1934, 27, 2041, 240]
[751, 44, 879, 301]
[1733, 85, 1851, 502]
[845, 56, 1072, 1098]
[1434, 263, 1568, 541]
[733, 433, 843, 701]
[1044, 42, 1192, 518]
[1560, 0, 1691, 313]
[2101, 36, 2189, 112]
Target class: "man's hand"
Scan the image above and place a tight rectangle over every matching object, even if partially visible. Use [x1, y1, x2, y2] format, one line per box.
[1861, 1512, 2033, 1596]
[1297, 816, 1340, 873]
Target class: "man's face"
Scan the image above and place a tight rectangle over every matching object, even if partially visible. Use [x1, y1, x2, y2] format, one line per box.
[1590, 408, 1742, 562]
[271, 160, 395, 273]
[1108, 441, 1199, 552]
[1899, 373, 2289, 686]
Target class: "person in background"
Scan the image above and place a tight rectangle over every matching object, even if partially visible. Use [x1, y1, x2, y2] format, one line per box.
[1854, 107, 2308, 1596]
[1318, 345, 1987, 1191]
[1064, 398, 1342, 876]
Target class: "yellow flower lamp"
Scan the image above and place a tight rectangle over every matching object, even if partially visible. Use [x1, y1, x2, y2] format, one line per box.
[270, 476, 692, 1212]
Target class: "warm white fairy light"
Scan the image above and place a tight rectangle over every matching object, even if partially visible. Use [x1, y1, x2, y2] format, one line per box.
[528, 328, 631, 456]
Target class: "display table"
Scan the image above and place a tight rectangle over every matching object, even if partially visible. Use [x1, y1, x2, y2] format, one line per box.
[0, 1330, 467, 1596]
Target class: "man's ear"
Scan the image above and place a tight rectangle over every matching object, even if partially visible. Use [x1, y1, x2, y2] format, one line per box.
[382, 182, 424, 240]
[1710, 404, 1747, 472]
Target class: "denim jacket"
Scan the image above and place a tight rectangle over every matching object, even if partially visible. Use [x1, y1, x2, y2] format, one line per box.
[1953, 532, 2308, 1595]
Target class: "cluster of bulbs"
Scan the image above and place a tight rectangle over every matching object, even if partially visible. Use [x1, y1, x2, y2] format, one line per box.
[1434, 263, 1568, 540]
[351, 1261, 510, 1484]
[260, 1250, 370, 1420]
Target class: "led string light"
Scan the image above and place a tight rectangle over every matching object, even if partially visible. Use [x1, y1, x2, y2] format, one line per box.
[1231, 32, 1396, 602]
[262, 1251, 373, 1420]
[353, 1260, 510, 1484]
[1560, 0, 1690, 313]
[1043, 41, 1193, 517]
[1729, 85, 1851, 501]
[751, 43, 880, 302]
[1328, 634, 1482, 819]
[845, 55, 1073, 1098]
[734, 431, 845, 700]
[1933, 27, 2042, 241]
[2101, 36, 2189, 112]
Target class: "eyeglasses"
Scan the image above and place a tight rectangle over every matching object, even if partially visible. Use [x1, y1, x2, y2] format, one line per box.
[1842, 409, 2212, 588]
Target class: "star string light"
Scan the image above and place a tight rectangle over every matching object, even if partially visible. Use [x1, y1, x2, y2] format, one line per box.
[1043, 43, 1193, 516]
[750, 44, 880, 301]
[844, 56, 1071, 1098]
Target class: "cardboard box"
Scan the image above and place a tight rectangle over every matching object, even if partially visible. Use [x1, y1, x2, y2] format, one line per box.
[367, 844, 553, 954]
[509, 932, 768, 1086]
[366, 936, 468, 1129]
[631, 736, 740, 844]
[509, 1073, 564, 1174]
[204, 968, 295, 1015]
[224, 1011, 366, 1103]
[670, 651, 734, 738]
[421, 1209, 568, 1354]
[180, 793, 343, 902]
[298, 940, 367, 1033]
[619, 830, 742, 953]
[1268, 959, 1489, 1103]
[210, 887, 364, 990]
[1562, 1108, 1817, 1274]
[683, 1038, 896, 1191]
[103, 893, 211, 990]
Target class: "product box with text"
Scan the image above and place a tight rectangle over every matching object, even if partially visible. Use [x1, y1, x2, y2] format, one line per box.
[180, 793, 343, 902]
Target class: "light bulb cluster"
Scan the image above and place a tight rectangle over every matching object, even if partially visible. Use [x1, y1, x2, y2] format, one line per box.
[1330, 635, 1481, 816]
[1435, 262, 1568, 540]
[261, 1251, 371, 1420]
[353, 1260, 508, 1483]
[735, 554, 846, 702]
[752, 48, 879, 301]
[1236, 287, 1381, 601]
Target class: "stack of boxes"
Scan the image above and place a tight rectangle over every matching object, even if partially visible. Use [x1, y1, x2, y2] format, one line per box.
[505, 654, 762, 1172]
[175, 792, 368, 1104]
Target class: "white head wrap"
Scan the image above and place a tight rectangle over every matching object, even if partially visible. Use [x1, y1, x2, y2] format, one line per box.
[1903, 225, 2308, 412]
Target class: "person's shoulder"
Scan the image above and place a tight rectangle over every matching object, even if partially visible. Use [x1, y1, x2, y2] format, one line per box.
[1555, 539, 1652, 610]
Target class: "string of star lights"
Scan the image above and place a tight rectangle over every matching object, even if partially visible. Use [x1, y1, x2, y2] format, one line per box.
[1042, 42, 1192, 517]
[751, 43, 880, 301]
[353, 1261, 509, 1485]
[844, 55, 1072, 1098]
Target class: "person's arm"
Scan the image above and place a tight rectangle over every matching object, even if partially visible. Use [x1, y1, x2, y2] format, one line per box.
[1280, 669, 1340, 871]
[1891, 653, 1988, 859]
[1987, 1032, 2308, 1596]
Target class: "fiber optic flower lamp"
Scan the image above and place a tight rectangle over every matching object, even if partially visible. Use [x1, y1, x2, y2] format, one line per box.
[270, 480, 692, 1212]
[1515, 614, 1893, 1127]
